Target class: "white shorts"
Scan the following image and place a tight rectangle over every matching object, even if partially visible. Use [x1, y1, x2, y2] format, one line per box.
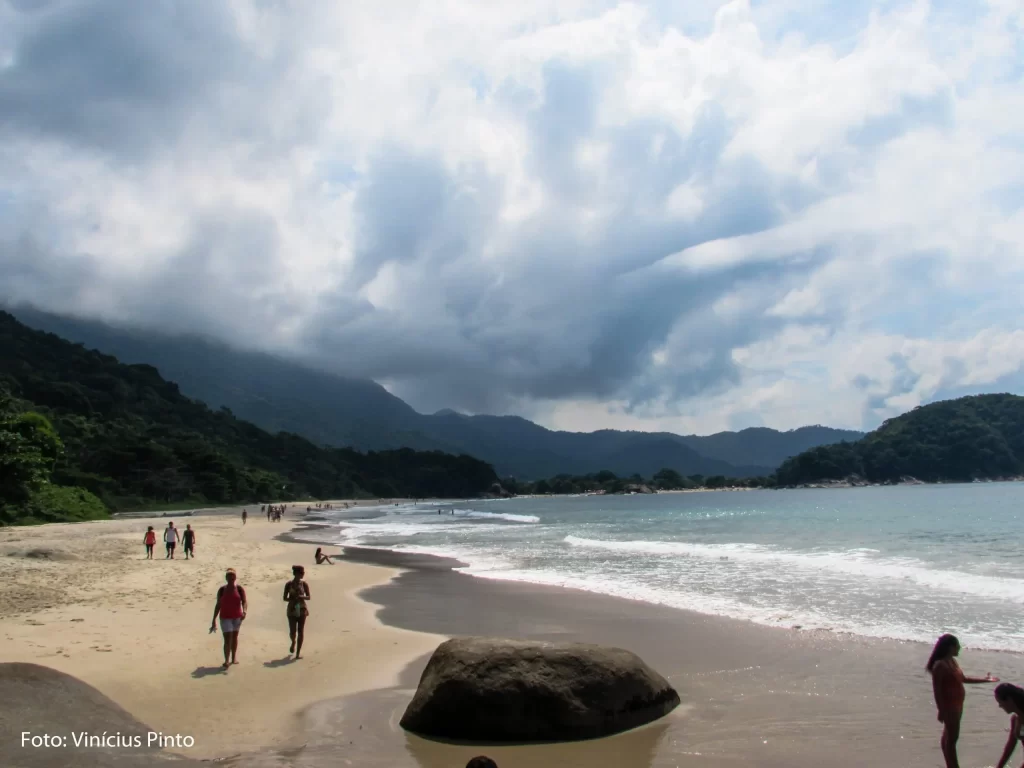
[220, 618, 242, 633]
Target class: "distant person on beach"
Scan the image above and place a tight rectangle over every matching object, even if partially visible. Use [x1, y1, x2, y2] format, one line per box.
[994, 683, 1024, 768]
[466, 758, 498, 768]
[927, 633, 999, 767]
[182, 524, 196, 559]
[314, 547, 334, 565]
[210, 569, 247, 668]
[164, 522, 179, 559]
[283, 565, 310, 658]
[143, 526, 156, 559]
[242, 509, 247, 525]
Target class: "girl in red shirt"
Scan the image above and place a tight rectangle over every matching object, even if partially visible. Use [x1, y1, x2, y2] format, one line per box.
[143, 527, 156, 559]
[927, 633, 999, 768]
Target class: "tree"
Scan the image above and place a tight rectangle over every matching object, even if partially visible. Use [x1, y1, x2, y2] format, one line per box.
[653, 467, 684, 489]
[0, 390, 53, 508]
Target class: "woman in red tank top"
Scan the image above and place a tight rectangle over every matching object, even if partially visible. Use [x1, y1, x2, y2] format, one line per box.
[143, 527, 156, 559]
[210, 569, 247, 668]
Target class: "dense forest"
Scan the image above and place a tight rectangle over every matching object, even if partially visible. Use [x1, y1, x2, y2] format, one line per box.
[0, 312, 498, 525]
[502, 468, 771, 495]
[510, 395, 1024, 492]
[774, 394, 1024, 485]
[9, 306, 862, 479]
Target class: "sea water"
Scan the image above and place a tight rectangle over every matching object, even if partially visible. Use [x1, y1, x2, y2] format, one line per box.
[320, 484, 1024, 652]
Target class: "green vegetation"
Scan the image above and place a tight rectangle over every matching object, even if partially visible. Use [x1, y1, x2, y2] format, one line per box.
[502, 467, 773, 495]
[509, 395, 1024, 492]
[774, 394, 1024, 485]
[0, 312, 499, 525]
[9, 307, 862, 479]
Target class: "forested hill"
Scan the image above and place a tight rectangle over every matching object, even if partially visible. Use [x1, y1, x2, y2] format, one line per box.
[0, 312, 498, 524]
[774, 394, 1024, 485]
[9, 305, 862, 478]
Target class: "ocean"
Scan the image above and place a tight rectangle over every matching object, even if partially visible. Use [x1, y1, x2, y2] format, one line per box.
[319, 483, 1024, 653]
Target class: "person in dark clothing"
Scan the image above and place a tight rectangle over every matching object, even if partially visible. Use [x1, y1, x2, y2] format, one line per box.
[182, 524, 196, 559]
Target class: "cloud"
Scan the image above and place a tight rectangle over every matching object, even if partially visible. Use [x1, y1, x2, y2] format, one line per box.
[0, 0, 1022, 434]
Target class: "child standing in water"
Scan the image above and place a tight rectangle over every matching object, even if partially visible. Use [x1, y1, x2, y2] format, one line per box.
[927, 633, 999, 768]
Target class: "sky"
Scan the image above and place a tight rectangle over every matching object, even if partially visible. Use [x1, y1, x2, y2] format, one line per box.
[1, 0, 1022, 435]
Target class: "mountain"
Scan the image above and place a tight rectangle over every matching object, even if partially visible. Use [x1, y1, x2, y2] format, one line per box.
[0, 311, 498, 523]
[675, 425, 865, 468]
[7, 306, 863, 479]
[775, 394, 1024, 485]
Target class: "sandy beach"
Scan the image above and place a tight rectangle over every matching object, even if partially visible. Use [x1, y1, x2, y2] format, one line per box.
[0, 504, 442, 761]
[4, 507, 1024, 768]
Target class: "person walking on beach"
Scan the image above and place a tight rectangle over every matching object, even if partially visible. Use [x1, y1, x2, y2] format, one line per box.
[993, 683, 1024, 768]
[314, 547, 334, 565]
[182, 524, 196, 559]
[210, 568, 247, 669]
[242, 508, 247, 525]
[164, 522, 180, 559]
[927, 633, 999, 768]
[143, 526, 156, 559]
[283, 565, 310, 658]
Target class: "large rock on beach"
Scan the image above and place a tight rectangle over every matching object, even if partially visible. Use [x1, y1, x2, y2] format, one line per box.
[0, 663, 198, 767]
[400, 637, 680, 742]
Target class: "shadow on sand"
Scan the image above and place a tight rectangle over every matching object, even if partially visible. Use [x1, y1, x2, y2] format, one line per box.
[191, 665, 228, 679]
[263, 656, 296, 669]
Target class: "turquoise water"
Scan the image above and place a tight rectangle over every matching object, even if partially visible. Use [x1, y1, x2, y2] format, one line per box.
[323, 484, 1024, 652]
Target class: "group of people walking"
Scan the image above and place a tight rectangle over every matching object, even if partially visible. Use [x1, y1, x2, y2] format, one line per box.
[144, 522, 195, 559]
[262, 504, 287, 522]
[927, 632, 1024, 768]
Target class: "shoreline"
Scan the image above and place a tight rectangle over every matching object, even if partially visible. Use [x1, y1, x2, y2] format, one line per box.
[5, 499, 1022, 767]
[288, 516, 1024, 656]
[0, 502, 444, 763]
[329, 544, 1020, 768]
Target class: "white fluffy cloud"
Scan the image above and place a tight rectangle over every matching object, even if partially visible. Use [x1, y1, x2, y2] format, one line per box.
[1, 0, 1022, 434]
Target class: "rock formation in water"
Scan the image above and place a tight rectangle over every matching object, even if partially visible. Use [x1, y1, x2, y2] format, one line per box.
[400, 637, 680, 742]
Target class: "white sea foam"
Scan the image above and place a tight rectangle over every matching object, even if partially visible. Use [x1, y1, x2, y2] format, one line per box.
[563, 536, 1024, 603]
[462, 510, 540, 523]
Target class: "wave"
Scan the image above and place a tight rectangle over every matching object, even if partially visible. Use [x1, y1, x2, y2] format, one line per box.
[563, 536, 1024, 603]
[463, 510, 540, 523]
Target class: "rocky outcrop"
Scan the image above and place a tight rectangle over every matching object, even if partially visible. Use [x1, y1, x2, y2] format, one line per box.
[0, 663, 198, 767]
[400, 637, 680, 742]
[622, 484, 655, 494]
[483, 483, 514, 498]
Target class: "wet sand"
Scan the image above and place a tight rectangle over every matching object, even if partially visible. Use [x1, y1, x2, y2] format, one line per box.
[301, 544, 1022, 768]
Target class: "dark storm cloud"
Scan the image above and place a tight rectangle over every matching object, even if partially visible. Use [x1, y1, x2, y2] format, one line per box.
[1, 0, 1012, 428]
[0, 0, 257, 156]
[299, 89, 823, 415]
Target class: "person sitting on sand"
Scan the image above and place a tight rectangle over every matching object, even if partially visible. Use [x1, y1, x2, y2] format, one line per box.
[143, 526, 156, 559]
[994, 683, 1024, 768]
[314, 547, 334, 565]
[283, 565, 310, 658]
[927, 633, 999, 768]
[182, 524, 196, 559]
[210, 569, 247, 668]
[466, 758, 498, 768]
[164, 521, 179, 559]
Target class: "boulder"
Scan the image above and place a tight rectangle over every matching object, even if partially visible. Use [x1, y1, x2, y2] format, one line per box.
[0, 663, 198, 767]
[400, 637, 680, 742]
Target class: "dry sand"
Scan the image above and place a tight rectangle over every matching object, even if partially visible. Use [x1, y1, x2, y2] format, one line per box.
[0, 506, 443, 761]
